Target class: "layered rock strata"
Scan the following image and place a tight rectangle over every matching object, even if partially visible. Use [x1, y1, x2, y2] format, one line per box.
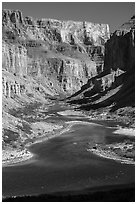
[2, 9, 110, 95]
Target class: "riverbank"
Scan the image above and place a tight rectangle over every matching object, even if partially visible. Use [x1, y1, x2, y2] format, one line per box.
[3, 116, 135, 167]
[2, 148, 33, 167]
[2, 98, 135, 168]
[87, 139, 135, 165]
[67, 121, 135, 165]
[2, 120, 76, 167]
[3, 111, 135, 201]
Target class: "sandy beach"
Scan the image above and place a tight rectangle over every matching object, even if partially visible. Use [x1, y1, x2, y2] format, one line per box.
[58, 110, 86, 116]
[113, 128, 135, 136]
[65, 120, 102, 127]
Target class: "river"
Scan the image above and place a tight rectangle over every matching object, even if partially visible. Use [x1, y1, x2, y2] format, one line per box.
[2, 102, 135, 198]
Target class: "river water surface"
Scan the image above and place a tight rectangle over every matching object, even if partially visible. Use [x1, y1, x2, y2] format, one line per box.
[2, 103, 135, 197]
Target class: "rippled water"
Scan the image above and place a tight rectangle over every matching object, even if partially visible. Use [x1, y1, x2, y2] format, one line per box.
[2, 104, 135, 197]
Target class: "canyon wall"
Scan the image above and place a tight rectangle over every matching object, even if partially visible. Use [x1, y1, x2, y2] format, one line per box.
[2, 41, 28, 76]
[3, 9, 110, 45]
[2, 9, 110, 97]
[104, 16, 135, 73]
[3, 9, 134, 112]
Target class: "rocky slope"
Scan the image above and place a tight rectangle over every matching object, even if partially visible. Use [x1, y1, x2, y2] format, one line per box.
[67, 16, 135, 126]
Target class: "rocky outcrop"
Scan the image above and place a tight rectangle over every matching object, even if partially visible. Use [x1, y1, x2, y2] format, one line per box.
[2, 9, 110, 95]
[88, 68, 125, 93]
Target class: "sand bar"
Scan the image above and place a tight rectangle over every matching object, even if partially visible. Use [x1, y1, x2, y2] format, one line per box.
[113, 128, 135, 137]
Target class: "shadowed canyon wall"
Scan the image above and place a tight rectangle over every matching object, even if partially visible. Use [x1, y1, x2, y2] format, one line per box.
[104, 16, 135, 73]
[68, 16, 135, 112]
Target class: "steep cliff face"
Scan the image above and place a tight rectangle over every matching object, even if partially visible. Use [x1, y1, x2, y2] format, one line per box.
[2, 41, 57, 99]
[104, 16, 135, 73]
[3, 9, 110, 45]
[68, 16, 135, 116]
[2, 9, 110, 96]
[102, 16, 135, 110]
[2, 41, 28, 76]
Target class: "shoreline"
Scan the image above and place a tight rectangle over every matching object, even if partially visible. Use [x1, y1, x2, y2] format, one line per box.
[2, 122, 74, 167]
[87, 148, 135, 165]
[2, 118, 135, 167]
[2, 120, 102, 167]
[2, 150, 33, 167]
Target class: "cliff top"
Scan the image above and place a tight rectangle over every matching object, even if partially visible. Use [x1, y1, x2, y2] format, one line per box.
[2, 9, 110, 47]
[2, 9, 109, 29]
